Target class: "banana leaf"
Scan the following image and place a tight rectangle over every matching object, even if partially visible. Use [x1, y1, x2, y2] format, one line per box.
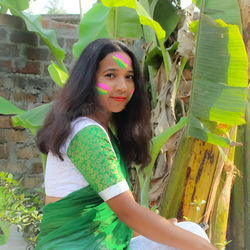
[107, 6, 142, 39]
[0, 0, 28, 12]
[153, 0, 182, 40]
[187, 12, 248, 147]
[102, 0, 165, 41]
[48, 61, 69, 88]
[0, 97, 25, 115]
[12, 103, 52, 135]
[202, 0, 242, 32]
[73, 3, 110, 59]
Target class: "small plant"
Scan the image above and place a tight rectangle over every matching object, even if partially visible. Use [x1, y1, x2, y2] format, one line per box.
[190, 199, 206, 212]
[0, 172, 43, 248]
[215, 240, 232, 250]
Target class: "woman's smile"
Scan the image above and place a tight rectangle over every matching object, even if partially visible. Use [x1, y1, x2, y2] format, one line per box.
[111, 96, 127, 102]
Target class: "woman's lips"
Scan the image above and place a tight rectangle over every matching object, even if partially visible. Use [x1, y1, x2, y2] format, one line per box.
[111, 97, 127, 102]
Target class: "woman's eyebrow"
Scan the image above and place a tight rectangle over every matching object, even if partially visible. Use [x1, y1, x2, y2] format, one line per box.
[103, 68, 134, 73]
[103, 68, 118, 72]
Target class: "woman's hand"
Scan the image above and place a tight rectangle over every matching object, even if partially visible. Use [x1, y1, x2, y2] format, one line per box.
[107, 191, 216, 250]
[168, 218, 178, 224]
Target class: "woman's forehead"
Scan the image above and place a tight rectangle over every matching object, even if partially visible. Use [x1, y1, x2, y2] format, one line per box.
[99, 51, 132, 70]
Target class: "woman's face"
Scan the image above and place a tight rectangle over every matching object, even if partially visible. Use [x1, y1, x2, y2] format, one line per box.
[96, 51, 135, 115]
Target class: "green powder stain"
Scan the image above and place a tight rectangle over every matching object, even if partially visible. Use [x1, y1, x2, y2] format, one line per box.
[113, 56, 128, 69]
[97, 87, 107, 95]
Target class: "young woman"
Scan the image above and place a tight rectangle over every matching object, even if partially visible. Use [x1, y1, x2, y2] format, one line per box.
[36, 39, 215, 250]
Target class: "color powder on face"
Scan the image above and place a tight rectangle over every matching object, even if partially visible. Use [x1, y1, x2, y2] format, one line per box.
[112, 54, 130, 69]
[129, 88, 135, 100]
[97, 83, 111, 95]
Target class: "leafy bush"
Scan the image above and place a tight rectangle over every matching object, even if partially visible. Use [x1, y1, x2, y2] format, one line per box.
[0, 172, 43, 247]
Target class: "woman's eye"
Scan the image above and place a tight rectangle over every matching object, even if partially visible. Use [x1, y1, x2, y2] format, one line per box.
[105, 73, 115, 78]
[126, 75, 134, 80]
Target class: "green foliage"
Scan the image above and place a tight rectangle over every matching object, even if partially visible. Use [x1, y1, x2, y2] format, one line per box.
[0, 97, 25, 115]
[12, 103, 52, 135]
[107, 7, 142, 39]
[0, 221, 9, 245]
[0, 0, 29, 13]
[187, 3, 248, 147]
[202, 0, 242, 32]
[73, 3, 110, 59]
[48, 61, 69, 88]
[0, 172, 43, 247]
[153, 0, 182, 40]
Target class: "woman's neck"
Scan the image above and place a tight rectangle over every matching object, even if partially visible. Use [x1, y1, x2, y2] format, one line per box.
[88, 109, 111, 131]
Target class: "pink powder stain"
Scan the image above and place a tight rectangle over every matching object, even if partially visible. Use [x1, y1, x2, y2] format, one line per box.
[97, 83, 111, 91]
[114, 54, 130, 66]
[131, 88, 135, 96]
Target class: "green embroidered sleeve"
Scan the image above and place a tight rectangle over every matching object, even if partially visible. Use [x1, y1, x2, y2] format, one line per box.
[67, 125, 128, 200]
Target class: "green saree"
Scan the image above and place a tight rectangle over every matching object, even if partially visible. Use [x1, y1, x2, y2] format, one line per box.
[35, 124, 133, 250]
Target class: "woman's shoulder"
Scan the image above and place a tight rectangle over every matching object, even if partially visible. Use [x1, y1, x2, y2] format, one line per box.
[71, 116, 106, 136]
[62, 117, 109, 153]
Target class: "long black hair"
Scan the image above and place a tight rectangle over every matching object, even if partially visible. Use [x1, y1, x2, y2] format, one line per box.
[36, 38, 152, 168]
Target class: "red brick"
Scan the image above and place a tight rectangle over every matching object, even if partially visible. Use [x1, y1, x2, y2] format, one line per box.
[16, 61, 41, 75]
[0, 88, 10, 100]
[64, 53, 73, 65]
[18, 146, 39, 159]
[32, 162, 43, 174]
[0, 60, 12, 72]
[58, 37, 64, 48]
[0, 29, 7, 40]
[43, 93, 51, 103]
[22, 176, 41, 189]
[10, 30, 37, 46]
[7, 129, 26, 142]
[13, 92, 36, 102]
[0, 14, 25, 29]
[0, 145, 8, 159]
[0, 44, 18, 57]
[0, 130, 6, 143]
[2, 162, 24, 174]
[0, 116, 13, 128]
[25, 47, 49, 61]
[51, 20, 77, 30]
[41, 19, 50, 29]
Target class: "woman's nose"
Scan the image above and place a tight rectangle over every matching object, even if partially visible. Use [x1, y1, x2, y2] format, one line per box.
[116, 77, 128, 92]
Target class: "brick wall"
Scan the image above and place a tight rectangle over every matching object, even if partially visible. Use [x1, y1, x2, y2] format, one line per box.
[0, 14, 79, 189]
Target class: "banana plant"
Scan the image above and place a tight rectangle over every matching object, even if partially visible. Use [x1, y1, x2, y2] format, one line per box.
[160, 0, 248, 247]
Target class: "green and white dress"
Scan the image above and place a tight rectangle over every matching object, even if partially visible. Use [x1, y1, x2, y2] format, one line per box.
[35, 117, 133, 250]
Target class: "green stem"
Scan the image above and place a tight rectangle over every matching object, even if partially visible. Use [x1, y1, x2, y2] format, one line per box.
[148, 66, 157, 108]
[176, 57, 187, 96]
[141, 175, 150, 207]
[159, 38, 170, 81]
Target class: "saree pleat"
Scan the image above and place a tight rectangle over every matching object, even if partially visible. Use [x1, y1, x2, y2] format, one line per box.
[36, 185, 132, 250]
